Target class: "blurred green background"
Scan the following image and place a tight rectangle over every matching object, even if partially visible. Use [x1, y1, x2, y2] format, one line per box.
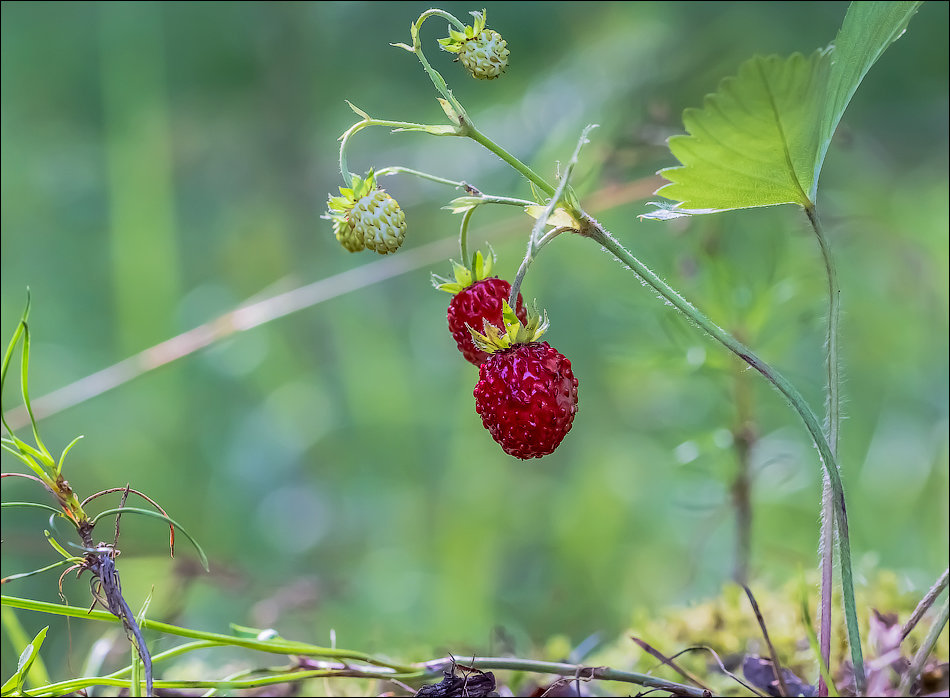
[2, 0, 947, 681]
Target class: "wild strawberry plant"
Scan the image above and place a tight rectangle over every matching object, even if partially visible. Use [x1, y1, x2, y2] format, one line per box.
[2, 3, 945, 697]
[320, 2, 944, 695]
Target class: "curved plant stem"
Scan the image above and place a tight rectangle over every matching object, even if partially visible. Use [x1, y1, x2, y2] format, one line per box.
[338, 118, 458, 183]
[806, 204, 841, 697]
[580, 214, 865, 689]
[405, 9, 468, 118]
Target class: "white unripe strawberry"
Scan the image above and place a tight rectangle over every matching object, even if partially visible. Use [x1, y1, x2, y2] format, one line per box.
[325, 172, 407, 255]
[439, 10, 509, 81]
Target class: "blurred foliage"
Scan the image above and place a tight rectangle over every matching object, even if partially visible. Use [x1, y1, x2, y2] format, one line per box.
[1, 0, 947, 687]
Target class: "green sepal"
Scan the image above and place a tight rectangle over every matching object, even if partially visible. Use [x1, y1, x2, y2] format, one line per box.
[391, 123, 459, 136]
[324, 170, 379, 224]
[438, 8, 489, 53]
[438, 98, 461, 125]
[432, 249, 495, 294]
[472, 249, 492, 279]
[345, 100, 370, 120]
[468, 300, 549, 353]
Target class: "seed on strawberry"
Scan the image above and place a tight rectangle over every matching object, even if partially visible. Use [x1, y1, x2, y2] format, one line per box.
[325, 172, 407, 255]
[474, 341, 578, 459]
[434, 250, 526, 365]
[438, 10, 509, 80]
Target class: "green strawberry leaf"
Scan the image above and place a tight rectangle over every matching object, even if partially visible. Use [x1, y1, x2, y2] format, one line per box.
[813, 1, 922, 195]
[644, 1, 921, 219]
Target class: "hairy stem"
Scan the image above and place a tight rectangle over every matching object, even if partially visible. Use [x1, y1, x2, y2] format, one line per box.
[806, 204, 841, 697]
[582, 214, 864, 687]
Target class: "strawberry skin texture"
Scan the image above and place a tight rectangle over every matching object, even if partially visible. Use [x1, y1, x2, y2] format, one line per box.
[448, 277, 527, 365]
[474, 341, 578, 459]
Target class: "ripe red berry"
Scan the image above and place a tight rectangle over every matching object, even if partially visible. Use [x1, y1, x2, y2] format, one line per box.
[448, 277, 527, 365]
[474, 341, 578, 459]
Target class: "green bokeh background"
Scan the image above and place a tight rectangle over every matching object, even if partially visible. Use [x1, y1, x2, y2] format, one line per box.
[2, 0, 947, 680]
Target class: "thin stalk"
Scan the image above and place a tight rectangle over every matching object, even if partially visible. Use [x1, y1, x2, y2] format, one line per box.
[806, 204, 840, 698]
[420, 656, 710, 697]
[902, 568, 949, 641]
[0, 595, 414, 673]
[896, 597, 949, 696]
[458, 207, 475, 264]
[466, 125, 555, 198]
[583, 216, 865, 689]
[339, 118, 458, 183]
[375, 166, 465, 188]
[731, 343, 756, 586]
[508, 227, 570, 308]
[404, 10, 469, 121]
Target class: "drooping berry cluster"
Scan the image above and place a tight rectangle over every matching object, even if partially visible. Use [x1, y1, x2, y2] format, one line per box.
[325, 173, 407, 254]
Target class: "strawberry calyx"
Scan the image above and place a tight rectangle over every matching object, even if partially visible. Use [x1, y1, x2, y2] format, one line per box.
[468, 299, 549, 354]
[432, 248, 494, 294]
[325, 170, 407, 254]
[437, 9, 509, 80]
[437, 9, 491, 54]
[325, 171, 378, 225]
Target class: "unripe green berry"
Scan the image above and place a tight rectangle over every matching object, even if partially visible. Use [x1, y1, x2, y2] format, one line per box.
[459, 29, 509, 80]
[325, 172, 407, 255]
[356, 190, 407, 254]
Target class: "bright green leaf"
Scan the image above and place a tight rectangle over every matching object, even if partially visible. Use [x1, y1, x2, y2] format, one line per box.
[646, 1, 922, 218]
[813, 1, 922, 197]
[651, 51, 827, 215]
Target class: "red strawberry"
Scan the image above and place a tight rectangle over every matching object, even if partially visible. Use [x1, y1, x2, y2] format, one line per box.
[448, 277, 527, 365]
[434, 250, 527, 366]
[468, 301, 578, 459]
[474, 341, 578, 459]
